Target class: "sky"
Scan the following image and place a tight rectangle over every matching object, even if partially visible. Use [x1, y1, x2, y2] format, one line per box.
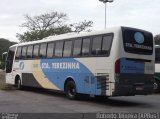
[0, 0, 160, 42]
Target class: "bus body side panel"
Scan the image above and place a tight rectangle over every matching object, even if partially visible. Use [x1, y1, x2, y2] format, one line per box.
[13, 57, 114, 96]
[75, 58, 112, 96]
[6, 73, 15, 84]
[33, 58, 111, 96]
[14, 60, 61, 90]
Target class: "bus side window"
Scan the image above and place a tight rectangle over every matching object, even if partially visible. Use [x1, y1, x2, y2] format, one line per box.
[102, 35, 113, 55]
[47, 42, 54, 58]
[82, 38, 91, 56]
[40, 43, 47, 58]
[15, 47, 22, 60]
[91, 36, 102, 56]
[21, 46, 27, 59]
[33, 44, 40, 59]
[73, 39, 82, 57]
[55, 41, 64, 57]
[27, 45, 33, 59]
[63, 40, 72, 57]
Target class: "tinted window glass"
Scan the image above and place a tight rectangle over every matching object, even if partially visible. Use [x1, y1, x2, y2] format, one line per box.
[82, 38, 90, 56]
[102, 35, 113, 55]
[15, 47, 22, 59]
[73, 39, 82, 57]
[7, 47, 16, 61]
[47, 42, 54, 58]
[122, 27, 153, 55]
[40, 43, 47, 58]
[33, 45, 39, 58]
[27, 45, 33, 58]
[21, 46, 27, 59]
[155, 47, 160, 63]
[63, 41, 72, 57]
[92, 36, 102, 55]
[55, 41, 64, 57]
[6, 47, 16, 73]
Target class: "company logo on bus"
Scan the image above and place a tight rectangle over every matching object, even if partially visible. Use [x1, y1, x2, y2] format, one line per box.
[19, 62, 24, 70]
[134, 32, 144, 44]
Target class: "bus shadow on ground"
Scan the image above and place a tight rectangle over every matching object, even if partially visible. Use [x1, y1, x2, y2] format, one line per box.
[89, 97, 149, 107]
[21, 87, 153, 108]
[21, 86, 66, 98]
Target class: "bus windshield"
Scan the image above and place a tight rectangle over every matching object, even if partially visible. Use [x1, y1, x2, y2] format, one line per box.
[122, 27, 153, 55]
[6, 46, 16, 73]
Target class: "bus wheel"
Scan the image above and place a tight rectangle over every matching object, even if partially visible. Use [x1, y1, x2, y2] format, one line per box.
[15, 78, 21, 90]
[154, 80, 160, 93]
[65, 81, 77, 100]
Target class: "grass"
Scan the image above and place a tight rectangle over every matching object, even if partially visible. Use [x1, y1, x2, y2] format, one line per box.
[0, 84, 16, 91]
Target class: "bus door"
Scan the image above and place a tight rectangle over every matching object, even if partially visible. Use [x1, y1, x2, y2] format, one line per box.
[6, 46, 16, 84]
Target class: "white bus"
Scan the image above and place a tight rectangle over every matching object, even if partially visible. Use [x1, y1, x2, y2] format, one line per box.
[4, 26, 155, 99]
[154, 45, 160, 92]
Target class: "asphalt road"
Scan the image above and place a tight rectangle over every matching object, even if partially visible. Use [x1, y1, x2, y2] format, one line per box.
[0, 88, 160, 113]
[0, 70, 160, 119]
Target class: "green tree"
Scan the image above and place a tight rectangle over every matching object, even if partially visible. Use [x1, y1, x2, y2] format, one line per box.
[0, 38, 17, 69]
[17, 11, 93, 42]
[0, 38, 17, 60]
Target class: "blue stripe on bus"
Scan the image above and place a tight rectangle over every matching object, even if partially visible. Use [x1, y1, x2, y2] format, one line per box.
[40, 58, 101, 95]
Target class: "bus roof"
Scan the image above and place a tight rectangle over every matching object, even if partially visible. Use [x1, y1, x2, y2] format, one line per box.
[10, 26, 151, 48]
[14, 26, 122, 47]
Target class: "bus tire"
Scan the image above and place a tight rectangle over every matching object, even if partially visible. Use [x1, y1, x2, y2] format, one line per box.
[154, 80, 160, 93]
[65, 81, 78, 100]
[15, 77, 22, 90]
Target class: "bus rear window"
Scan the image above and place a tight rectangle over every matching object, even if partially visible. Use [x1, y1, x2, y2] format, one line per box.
[122, 27, 153, 55]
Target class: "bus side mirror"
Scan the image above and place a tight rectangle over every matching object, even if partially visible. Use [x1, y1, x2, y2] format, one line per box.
[2, 52, 7, 62]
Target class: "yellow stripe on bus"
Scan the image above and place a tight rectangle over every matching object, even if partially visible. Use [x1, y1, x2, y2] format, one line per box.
[31, 60, 60, 90]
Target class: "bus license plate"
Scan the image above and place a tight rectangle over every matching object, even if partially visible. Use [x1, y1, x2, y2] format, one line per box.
[136, 86, 144, 91]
